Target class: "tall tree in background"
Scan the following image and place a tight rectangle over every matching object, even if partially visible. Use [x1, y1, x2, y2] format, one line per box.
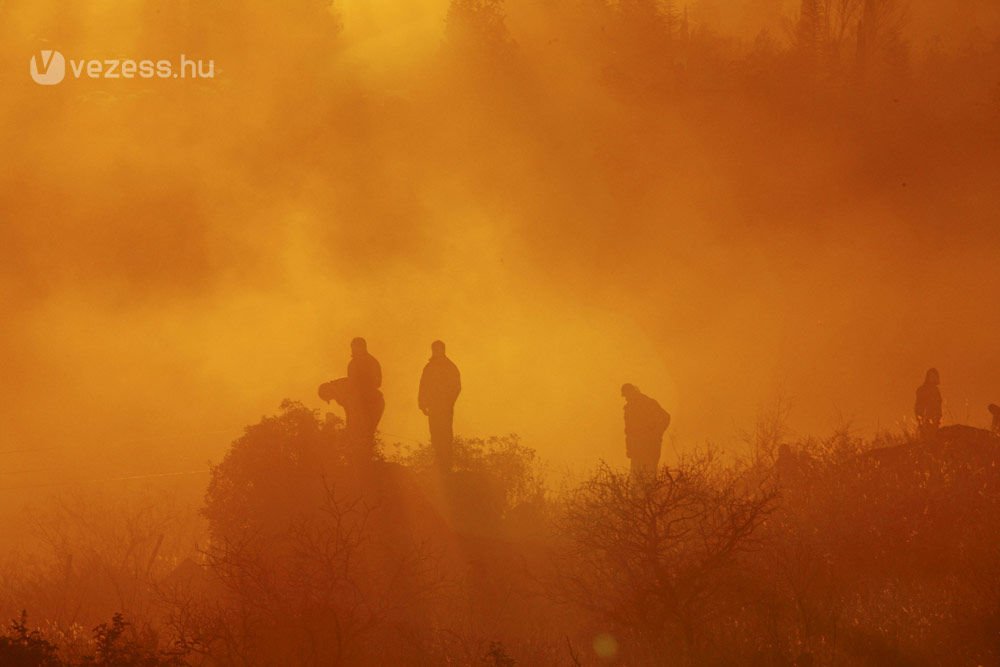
[795, 0, 908, 83]
[797, 0, 829, 70]
[603, 0, 684, 95]
[856, 0, 909, 83]
[826, 0, 864, 60]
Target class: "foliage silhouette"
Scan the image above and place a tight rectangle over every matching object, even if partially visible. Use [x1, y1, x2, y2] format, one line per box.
[0, 611, 60, 667]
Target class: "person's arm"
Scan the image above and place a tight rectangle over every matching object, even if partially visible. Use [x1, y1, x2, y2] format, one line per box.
[373, 358, 382, 390]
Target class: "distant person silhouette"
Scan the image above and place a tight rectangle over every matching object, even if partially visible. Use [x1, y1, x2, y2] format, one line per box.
[914, 368, 942, 442]
[990, 404, 1000, 438]
[418, 340, 461, 472]
[621, 384, 670, 482]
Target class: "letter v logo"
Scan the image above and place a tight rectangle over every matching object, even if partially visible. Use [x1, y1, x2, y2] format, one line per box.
[30, 50, 66, 85]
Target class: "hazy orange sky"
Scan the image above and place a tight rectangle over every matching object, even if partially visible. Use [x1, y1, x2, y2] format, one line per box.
[1, 0, 999, 497]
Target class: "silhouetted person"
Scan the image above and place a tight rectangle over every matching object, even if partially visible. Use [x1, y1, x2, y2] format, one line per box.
[319, 378, 385, 449]
[318, 376, 384, 457]
[914, 368, 942, 442]
[990, 404, 1000, 438]
[622, 383, 670, 482]
[419, 340, 461, 472]
[340, 337, 384, 453]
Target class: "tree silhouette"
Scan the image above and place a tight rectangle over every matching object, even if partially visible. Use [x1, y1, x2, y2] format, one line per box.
[0, 612, 60, 667]
[551, 461, 777, 662]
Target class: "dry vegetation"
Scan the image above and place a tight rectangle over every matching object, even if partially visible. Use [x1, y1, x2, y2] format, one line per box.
[3, 401, 1000, 665]
[2, 0, 1000, 664]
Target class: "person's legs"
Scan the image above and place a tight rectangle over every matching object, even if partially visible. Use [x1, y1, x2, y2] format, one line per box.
[629, 457, 645, 482]
[358, 395, 382, 459]
[343, 405, 372, 462]
[630, 450, 658, 486]
[429, 406, 454, 472]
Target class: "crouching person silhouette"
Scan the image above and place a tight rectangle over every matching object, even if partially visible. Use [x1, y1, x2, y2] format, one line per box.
[319, 376, 384, 460]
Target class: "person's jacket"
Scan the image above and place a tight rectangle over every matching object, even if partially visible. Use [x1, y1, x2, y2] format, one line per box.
[419, 356, 461, 412]
[624, 392, 670, 453]
[348, 352, 382, 397]
[914, 383, 942, 422]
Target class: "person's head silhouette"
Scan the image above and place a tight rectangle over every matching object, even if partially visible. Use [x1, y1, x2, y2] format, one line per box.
[431, 340, 446, 357]
[351, 337, 367, 357]
[925, 368, 940, 386]
[621, 383, 640, 402]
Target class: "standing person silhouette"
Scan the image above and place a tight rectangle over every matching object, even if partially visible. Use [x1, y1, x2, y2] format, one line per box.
[347, 337, 383, 452]
[418, 341, 461, 472]
[621, 383, 670, 484]
[914, 368, 942, 442]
